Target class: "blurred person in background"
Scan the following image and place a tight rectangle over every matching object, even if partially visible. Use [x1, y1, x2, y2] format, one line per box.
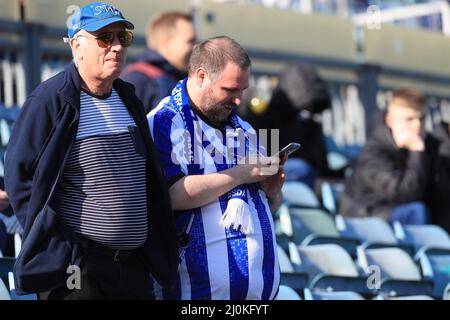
[242, 62, 336, 190]
[428, 120, 450, 233]
[122, 11, 196, 114]
[340, 87, 435, 225]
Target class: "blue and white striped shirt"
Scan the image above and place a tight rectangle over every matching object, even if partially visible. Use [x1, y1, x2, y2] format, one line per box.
[148, 81, 280, 300]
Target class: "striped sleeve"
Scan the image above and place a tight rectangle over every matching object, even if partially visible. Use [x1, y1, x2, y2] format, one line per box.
[149, 106, 187, 184]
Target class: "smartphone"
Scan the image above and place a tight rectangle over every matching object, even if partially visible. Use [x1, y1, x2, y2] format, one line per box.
[274, 142, 301, 158]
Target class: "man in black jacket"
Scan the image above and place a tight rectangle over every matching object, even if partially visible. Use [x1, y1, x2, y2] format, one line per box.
[340, 88, 433, 224]
[4, 2, 178, 299]
[122, 12, 196, 113]
[428, 121, 450, 233]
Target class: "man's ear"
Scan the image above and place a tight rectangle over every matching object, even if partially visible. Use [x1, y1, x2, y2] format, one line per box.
[70, 37, 82, 60]
[385, 111, 393, 129]
[195, 68, 207, 88]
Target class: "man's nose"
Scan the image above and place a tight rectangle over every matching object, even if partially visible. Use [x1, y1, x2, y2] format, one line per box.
[110, 35, 124, 51]
[232, 93, 243, 106]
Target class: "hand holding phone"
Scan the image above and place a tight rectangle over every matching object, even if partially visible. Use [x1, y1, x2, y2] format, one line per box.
[273, 142, 301, 159]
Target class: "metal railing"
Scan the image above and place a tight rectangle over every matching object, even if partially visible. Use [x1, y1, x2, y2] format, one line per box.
[1, 18, 450, 156]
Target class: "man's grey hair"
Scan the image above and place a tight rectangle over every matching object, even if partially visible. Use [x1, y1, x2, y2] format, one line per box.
[71, 43, 79, 68]
[68, 35, 82, 68]
[188, 36, 251, 80]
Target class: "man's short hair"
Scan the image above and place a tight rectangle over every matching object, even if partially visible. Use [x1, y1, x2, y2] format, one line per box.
[389, 87, 426, 112]
[188, 36, 251, 79]
[146, 11, 192, 49]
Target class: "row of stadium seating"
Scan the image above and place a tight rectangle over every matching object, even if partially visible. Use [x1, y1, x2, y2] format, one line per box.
[275, 181, 450, 300]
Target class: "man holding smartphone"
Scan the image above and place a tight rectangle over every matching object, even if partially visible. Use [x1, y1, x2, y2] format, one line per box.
[148, 36, 286, 300]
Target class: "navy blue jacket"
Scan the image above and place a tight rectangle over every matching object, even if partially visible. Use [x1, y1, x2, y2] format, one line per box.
[4, 63, 178, 294]
[121, 49, 186, 114]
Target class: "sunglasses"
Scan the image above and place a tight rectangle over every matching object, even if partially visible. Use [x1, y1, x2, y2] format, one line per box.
[77, 30, 133, 48]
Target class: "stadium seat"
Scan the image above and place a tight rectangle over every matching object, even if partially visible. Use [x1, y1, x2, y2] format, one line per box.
[326, 151, 349, 172]
[0, 257, 37, 300]
[341, 217, 414, 255]
[320, 180, 347, 231]
[358, 247, 434, 298]
[310, 291, 365, 300]
[275, 232, 291, 254]
[275, 285, 302, 300]
[443, 283, 450, 300]
[281, 207, 360, 258]
[277, 244, 309, 294]
[0, 278, 11, 300]
[395, 224, 450, 253]
[0, 257, 14, 300]
[384, 295, 434, 300]
[279, 272, 309, 295]
[289, 243, 375, 297]
[415, 248, 450, 299]
[277, 244, 294, 273]
[320, 181, 337, 215]
[8, 272, 37, 300]
[342, 217, 397, 244]
[14, 233, 21, 258]
[282, 181, 320, 208]
[393, 224, 450, 299]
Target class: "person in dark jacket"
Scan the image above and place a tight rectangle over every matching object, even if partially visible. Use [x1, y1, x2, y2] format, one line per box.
[121, 11, 196, 114]
[246, 62, 334, 189]
[4, 2, 178, 299]
[340, 87, 434, 224]
[428, 121, 450, 233]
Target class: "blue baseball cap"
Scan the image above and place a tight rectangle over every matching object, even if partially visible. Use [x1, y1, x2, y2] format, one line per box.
[67, 2, 134, 38]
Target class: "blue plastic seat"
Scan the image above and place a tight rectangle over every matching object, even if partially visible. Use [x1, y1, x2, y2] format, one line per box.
[289, 243, 375, 297]
[358, 247, 434, 298]
[282, 181, 320, 208]
[397, 224, 450, 252]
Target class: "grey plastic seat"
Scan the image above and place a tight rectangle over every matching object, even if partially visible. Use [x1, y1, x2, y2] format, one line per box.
[277, 244, 309, 293]
[290, 208, 340, 240]
[363, 247, 422, 281]
[320, 181, 337, 215]
[359, 247, 434, 297]
[383, 295, 434, 300]
[327, 152, 349, 171]
[394, 224, 450, 298]
[285, 208, 360, 257]
[275, 285, 302, 300]
[0, 279, 11, 300]
[343, 217, 415, 255]
[416, 249, 450, 299]
[282, 181, 320, 208]
[277, 244, 294, 273]
[297, 244, 360, 278]
[342, 217, 398, 245]
[400, 224, 450, 252]
[443, 282, 450, 300]
[289, 243, 374, 296]
[311, 291, 365, 300]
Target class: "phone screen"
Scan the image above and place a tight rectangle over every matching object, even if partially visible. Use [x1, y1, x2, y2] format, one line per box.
[275, 143, 301, 158]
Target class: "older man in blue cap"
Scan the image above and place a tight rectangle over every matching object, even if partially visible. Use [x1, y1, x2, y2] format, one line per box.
[4, 2, 178, 299]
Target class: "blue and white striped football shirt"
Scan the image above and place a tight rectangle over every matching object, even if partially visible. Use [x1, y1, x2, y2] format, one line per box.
[148, 88, 280, 300]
